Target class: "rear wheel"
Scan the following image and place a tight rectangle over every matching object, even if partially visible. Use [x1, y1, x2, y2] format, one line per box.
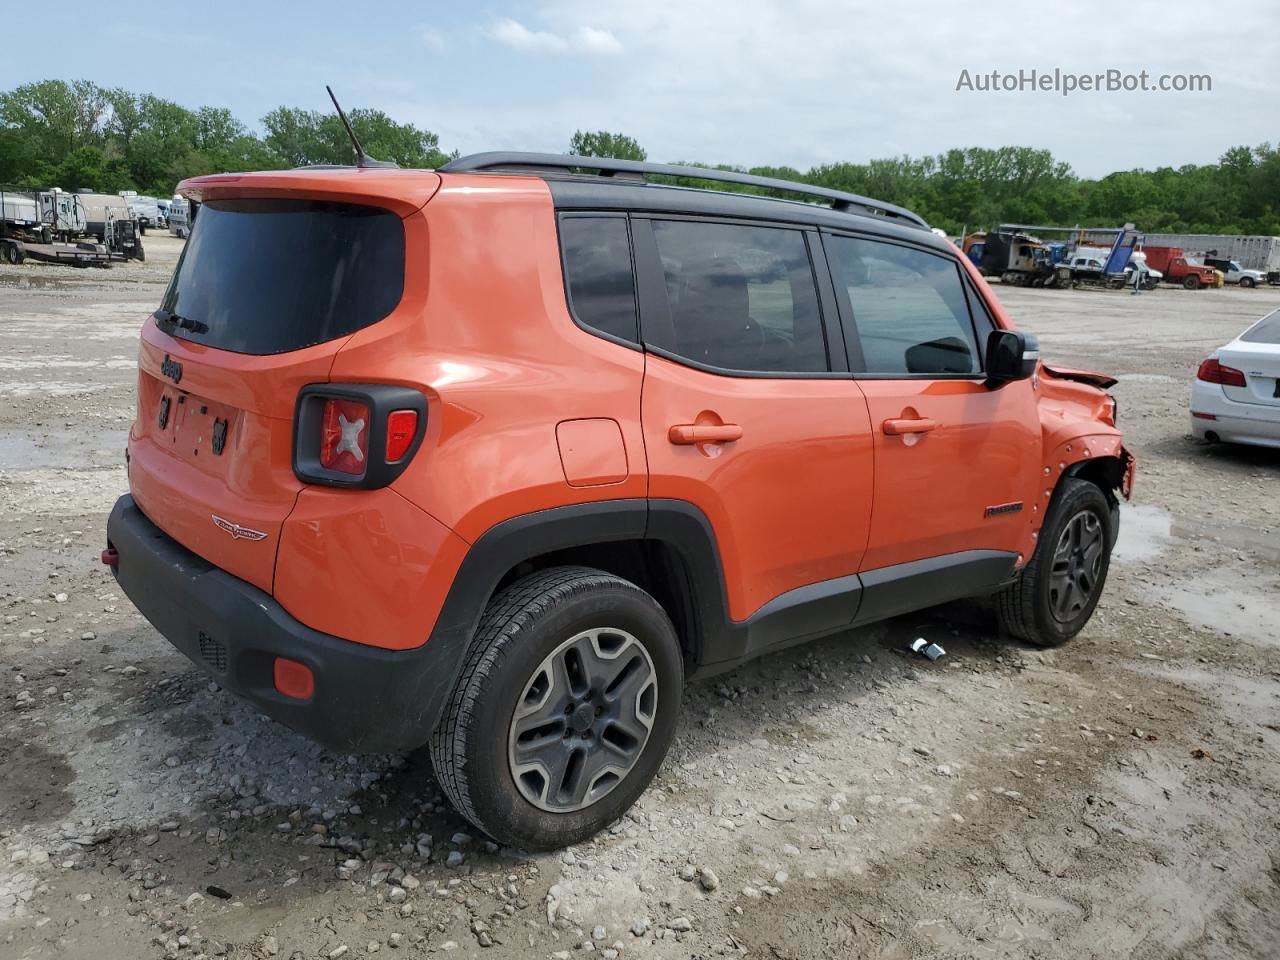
[431, 567, 683, 850]
[996, 478, 1115, 647]
[3, 242, 19, 265]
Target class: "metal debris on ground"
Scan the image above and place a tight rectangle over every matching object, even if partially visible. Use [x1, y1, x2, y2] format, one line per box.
[910, 638, 946, 661]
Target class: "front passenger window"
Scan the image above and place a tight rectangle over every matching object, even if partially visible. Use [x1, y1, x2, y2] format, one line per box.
[828, 236, 981, 375]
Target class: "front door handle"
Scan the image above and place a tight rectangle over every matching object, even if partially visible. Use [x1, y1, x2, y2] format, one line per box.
[882, 417, 937, 436]
[669, 423, 744, 445]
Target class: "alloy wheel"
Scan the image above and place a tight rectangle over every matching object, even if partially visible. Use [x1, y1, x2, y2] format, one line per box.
[508, 628, 657, 813]
[1049, 509, 1105, 623]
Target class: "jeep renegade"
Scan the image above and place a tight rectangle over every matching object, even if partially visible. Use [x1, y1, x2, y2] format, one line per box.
[105, 153, 1134, 850]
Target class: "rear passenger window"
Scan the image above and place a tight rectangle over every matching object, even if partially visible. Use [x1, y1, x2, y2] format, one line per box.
[649, 220, 827, 373]
[560, 216, 638, 343]
[828, 236, 981, 375]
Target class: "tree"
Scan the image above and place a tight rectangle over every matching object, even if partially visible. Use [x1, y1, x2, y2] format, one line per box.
[262, 106, 449, 168]
[3, 78, 1279, 234]
[0, 80, 110, 161]
[569, 131, 646, 161]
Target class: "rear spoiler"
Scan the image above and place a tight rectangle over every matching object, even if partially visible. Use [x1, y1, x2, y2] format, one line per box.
[1041, 363, 1117, 390]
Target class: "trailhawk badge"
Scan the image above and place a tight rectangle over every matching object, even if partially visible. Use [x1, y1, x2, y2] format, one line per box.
[211, 515, 268, 541]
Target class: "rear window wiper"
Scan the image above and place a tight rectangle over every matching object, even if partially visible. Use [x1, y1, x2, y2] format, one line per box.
[155, 309, 208, 334]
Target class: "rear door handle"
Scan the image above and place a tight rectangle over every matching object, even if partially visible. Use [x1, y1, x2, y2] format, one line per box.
[669, 423, 744, 445]
[882, 418, 937, 436]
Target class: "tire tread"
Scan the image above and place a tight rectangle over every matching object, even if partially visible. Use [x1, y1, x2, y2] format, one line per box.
[995, 478, 1113, 647]
[431, 566, 663, 840]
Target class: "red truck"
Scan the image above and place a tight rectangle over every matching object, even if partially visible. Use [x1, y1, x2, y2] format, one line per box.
[1141, 246, 1222, 289]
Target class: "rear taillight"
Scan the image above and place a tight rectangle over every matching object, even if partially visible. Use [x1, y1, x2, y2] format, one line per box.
[1196, 358, 1247, 387]
[385, 410, 418, 462]
[294, 385, 427, 488]
[319, 398, 370, 475]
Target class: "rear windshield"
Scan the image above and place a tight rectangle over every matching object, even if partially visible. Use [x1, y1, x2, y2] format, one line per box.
[1240, 309, 1280, 344]
[159, 198, 404, 355]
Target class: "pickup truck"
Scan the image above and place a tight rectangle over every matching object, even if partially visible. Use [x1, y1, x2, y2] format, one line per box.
[1140, 246, 1222, 289]
[1202, 256, 1266, 288]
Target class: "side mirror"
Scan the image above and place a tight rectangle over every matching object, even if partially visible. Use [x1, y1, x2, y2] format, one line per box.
[985, 330, 1039, 385]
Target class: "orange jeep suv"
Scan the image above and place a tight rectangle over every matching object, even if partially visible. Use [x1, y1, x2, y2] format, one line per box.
[106, 154, 1133, 850]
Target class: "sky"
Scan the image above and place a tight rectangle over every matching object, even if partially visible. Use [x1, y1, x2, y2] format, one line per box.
[3, 0, 1277, 178]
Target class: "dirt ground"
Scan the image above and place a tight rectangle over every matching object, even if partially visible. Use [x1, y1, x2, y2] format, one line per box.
[0, 234, 1277, 960]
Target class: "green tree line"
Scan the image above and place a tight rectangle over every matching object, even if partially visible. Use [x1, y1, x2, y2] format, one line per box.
[3, 80, 1277, 236]
[0, 79, 452, 197]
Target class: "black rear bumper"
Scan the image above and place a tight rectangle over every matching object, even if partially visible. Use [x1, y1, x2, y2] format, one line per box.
[106, 495, 452, 754]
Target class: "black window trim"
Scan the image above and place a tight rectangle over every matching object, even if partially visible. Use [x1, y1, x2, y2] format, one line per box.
[555, 211, 642, 351]
[823, 228, 993, 381]
[632, 214, 849, 380]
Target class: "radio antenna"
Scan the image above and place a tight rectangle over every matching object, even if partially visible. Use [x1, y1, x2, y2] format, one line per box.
[326, 86, 398, 169]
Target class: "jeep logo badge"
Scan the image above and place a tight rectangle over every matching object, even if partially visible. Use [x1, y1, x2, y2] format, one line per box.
[161, 354, 183, 384]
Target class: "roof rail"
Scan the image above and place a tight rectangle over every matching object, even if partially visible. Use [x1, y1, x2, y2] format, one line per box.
[438, 152, 929, 229]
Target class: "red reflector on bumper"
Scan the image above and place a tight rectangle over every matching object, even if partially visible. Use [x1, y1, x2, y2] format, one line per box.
[101, 548, 119, 567]
[273, 657, 315, 700]
[1191, 411, 1218, 420]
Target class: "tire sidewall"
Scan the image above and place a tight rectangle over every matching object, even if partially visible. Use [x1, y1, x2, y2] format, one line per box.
[461, 580, 682, 850]
[1030, 482, 1115, 645]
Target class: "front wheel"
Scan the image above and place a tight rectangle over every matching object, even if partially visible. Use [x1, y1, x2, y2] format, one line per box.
[996, 478, 1116, 647]
[1240, 277, 1255, 288]
[1183, 275, 1200, 290]
[432, 567, 683, 850]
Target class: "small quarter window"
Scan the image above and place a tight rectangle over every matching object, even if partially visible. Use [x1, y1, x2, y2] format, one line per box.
[560, 216, 638, 343]
[965, 282, 996, 341]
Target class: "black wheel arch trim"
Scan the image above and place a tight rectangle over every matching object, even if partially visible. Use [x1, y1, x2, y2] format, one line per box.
[438, 499, 1020, 689]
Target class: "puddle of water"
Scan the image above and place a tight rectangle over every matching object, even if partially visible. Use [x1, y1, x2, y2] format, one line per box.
[1114, 504, 1280, 565]
[1118, 373, 1180, 384]
[1137, 664, 1280, 716]
[0, 272, 79, 290]
[1113, 505, 1173, 563]
[0, 429, 128, 470]
[1156, 571, 1280, 650]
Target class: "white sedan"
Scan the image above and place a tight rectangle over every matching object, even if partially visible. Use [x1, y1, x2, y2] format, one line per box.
[1191, 308, 1280, 448]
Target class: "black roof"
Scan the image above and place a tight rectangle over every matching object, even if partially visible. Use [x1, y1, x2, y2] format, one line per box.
[439, 152, 931, 233]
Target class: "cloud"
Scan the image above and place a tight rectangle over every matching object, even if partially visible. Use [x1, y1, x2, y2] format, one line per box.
[488, 18, 621, 56]
[572, 26, 623, 55]
[418, 28, 445, 53]
[444, 0, 1279, 178]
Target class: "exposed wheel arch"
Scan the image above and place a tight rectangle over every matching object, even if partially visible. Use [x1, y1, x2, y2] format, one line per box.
[1061, 454, 1126, 501]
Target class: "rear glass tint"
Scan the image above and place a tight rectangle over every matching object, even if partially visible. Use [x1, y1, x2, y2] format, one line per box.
[1240, 309, 1280, 344]
[159, 198, 404, 355]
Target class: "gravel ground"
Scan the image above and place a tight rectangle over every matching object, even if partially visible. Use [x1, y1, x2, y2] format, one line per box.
[1, 235, 1277, 959]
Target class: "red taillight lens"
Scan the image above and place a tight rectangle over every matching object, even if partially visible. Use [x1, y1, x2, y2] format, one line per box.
[319, 398, 370, 475]
[385, 409, 418, 462]
[1196, 358, 1247, 387]
[273, 657, 315, 700]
